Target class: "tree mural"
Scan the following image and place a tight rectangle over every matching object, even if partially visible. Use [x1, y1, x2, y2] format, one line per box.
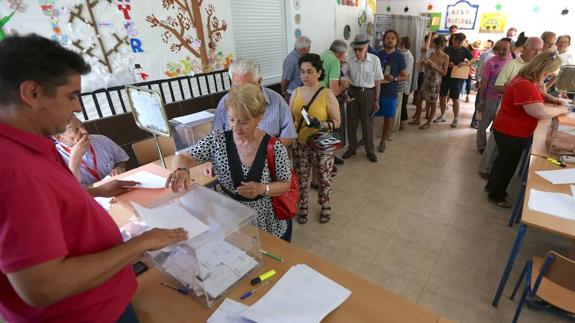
[146, 0, 227, 72]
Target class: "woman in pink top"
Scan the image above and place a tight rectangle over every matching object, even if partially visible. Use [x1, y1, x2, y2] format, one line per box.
[475, 39, 513, 152]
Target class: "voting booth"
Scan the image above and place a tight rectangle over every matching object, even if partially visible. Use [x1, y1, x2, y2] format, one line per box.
[169, 110, 216, 153]
[130, 185, 262, 308]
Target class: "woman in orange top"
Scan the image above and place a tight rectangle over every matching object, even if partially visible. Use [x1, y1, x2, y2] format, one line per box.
[290, 53, 340, 224]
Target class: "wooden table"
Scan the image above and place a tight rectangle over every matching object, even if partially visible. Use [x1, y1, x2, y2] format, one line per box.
[108, 164, 454, 323]
[492, 119, 575, 306]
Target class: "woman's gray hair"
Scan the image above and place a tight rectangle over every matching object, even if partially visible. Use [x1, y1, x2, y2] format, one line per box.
[228, 58, 261, 80]
[295, 36, 311, 50]
[329, 40, 348, 54]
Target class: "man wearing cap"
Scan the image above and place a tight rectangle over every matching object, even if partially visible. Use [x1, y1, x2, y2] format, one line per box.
[342, 34, 383, 163]
[281, 36, 311, 102]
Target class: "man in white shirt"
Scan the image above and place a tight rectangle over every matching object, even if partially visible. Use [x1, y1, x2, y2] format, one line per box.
[342, 34, 384, 163]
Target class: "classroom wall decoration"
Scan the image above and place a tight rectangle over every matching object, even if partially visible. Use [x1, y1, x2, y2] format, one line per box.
[427, 12, 442, 32]
[0, 10, 14, 40]
[444, 0, 479, 30]
[479, 12, 507, 34]
[0, 0, 235, 92]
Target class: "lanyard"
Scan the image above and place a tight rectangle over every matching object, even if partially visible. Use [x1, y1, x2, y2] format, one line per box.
[60, 144, 101, 181]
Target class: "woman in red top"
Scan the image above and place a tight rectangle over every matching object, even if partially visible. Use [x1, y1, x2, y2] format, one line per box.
[486, 51, 568, 207]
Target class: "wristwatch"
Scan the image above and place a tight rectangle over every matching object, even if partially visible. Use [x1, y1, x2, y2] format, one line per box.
[393, 76, 398, 82]
[264, 184, 270, 196]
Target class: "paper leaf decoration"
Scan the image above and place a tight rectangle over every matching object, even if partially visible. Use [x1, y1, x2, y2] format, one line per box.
[533, 6, 540, 13]
[428, 4, 433, 11]
[386, 5, 391, 12]
[561, 8, 569, 15]
[495, 3, 502, 11]
[404, 6, 409, 12]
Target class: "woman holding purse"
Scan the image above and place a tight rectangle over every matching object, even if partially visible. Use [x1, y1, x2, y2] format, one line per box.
[289, 53, 340, 224]
[167, 84, 294, 241]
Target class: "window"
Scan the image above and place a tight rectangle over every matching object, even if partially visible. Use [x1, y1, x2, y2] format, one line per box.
[230, 0, 288, 85]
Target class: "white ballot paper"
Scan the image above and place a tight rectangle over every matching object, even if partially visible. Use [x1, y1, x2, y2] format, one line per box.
[207, 298, 252, 323]
[131, 202, 209, 240]
[528, 189, 575, 221]
[172, 110, 214, 125]
[571, 185, 575, 197]
[535, 168, 575, 185]
[122, 171, 167, 189]
[241, 264, 351, 323]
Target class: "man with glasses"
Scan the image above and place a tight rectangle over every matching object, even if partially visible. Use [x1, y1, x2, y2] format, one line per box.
[213, 58, 297, 147]
[342, 34, 383, 163]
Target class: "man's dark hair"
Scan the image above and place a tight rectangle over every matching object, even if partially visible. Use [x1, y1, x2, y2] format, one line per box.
[0, 34, 91, 106]
[515, 32, 528, 47]
[449, 25, 458, 32]
[433, 36, 446, 47]
[382, 29, 400, 43]
[452, 33, 466, 42]
[298, 53, 325, 82]
[400, 36, 411, 50]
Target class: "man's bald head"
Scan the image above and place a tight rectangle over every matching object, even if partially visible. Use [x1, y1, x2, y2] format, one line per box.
[522, 37, 543, 62]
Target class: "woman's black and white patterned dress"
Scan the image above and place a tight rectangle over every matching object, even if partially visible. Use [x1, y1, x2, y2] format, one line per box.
[188, 130, 292, 237]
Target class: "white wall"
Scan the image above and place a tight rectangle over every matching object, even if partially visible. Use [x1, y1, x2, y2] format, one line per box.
[376, 0, 574, 43]
[284, 0, 372, 54]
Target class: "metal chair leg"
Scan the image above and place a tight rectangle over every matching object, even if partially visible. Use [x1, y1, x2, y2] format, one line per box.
[508, 185, 525, 227]
[492, 224, 528, 306]
[511, 260, 529, 300]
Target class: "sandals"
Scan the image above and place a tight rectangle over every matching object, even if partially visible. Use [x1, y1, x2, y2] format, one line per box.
[319, 208, 331, 224]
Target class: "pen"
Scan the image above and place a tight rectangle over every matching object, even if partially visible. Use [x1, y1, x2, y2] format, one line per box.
[547, 157, 566, 168]
[260, 249, 284, 262]
[161, 282, 189, 295]
[250, 269, 276, 286]
[240, 280, 271, 300]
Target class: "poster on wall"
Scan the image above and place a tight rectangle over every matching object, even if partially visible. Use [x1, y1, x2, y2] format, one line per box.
[479, 13, 508, 33]
[0, 0, 235, 92]
[444, 0, 479, 30]
[427, 12, 442, 31]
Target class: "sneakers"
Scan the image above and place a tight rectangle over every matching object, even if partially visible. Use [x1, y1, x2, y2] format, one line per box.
[450, 119, 458, 128]
[433, 115, 447, 123]
[488, 198, 512, 208]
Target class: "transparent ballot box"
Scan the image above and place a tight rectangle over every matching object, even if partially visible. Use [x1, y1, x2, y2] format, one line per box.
[131, 184, 262, 308]
[169, 110, 215, 152]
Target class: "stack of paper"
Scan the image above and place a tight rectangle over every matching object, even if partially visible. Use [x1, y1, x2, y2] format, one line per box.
[240, 264, 351, 323]
[528, 189, 575, 221]
[207, 299, 250, 323]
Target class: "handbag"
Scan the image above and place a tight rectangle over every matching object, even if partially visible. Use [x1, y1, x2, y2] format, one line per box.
[266, 137, 300, 220]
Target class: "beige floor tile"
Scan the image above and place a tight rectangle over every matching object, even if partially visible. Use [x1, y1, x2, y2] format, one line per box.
[395, 212, 451, 254]
[411, 195, 461, 226]
[371, 235, 440, 285]
[359, 267, 425, 303]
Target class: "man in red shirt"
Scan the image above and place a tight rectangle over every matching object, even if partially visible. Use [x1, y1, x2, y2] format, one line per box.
[0, 34, 188, 322]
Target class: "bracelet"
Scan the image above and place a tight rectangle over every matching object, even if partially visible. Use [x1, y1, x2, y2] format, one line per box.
[264, 184, 270, 196]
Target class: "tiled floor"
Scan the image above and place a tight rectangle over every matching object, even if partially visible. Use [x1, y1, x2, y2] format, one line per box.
[291, 94, 572, 323]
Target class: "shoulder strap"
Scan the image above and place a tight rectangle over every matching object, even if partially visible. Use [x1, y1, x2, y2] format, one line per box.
[296, 86, 325, 132]
[266, 136, 278, 180]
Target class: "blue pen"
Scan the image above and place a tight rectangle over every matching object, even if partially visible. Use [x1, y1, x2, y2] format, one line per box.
[240, 280, 271, 300]
[161, 282, 189, 295]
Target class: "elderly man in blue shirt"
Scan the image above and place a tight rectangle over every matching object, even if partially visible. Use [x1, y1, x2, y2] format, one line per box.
[281, 36, 311, 102]
[213, 58, 297, 146]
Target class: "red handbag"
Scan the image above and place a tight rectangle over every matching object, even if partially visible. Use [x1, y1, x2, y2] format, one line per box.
[266, 137, 300, 220]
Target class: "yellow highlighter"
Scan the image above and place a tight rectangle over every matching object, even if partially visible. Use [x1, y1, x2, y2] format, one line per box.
[547, 157, 565, 168]
[250, 269, 276, 286]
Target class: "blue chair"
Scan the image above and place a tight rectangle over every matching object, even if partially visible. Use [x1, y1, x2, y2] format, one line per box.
[510, 251, 575, 322]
